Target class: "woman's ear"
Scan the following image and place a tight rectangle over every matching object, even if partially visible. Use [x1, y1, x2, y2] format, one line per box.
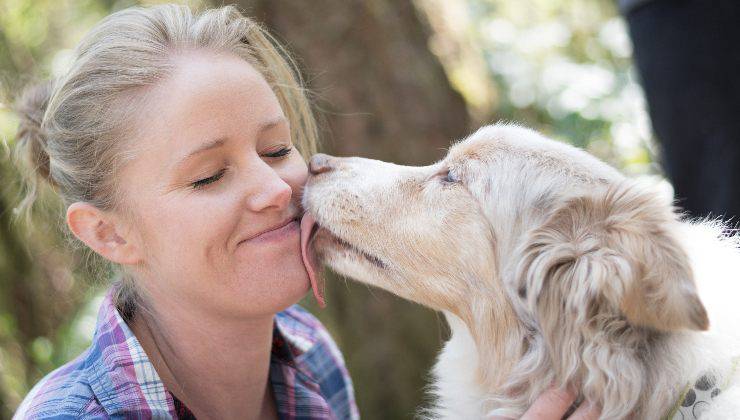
[66, 202, 143, 265]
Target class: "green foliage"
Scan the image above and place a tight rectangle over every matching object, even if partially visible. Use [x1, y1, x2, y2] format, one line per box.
[0, 1, 129, 416]
[466, 0, 658, 175]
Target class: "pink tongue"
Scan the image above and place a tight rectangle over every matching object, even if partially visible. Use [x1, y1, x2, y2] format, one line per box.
[300, 213, 326, 308]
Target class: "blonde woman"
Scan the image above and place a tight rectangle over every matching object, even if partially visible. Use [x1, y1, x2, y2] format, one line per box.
[12, 4, 354, 419]
[11, 3, 596, 419]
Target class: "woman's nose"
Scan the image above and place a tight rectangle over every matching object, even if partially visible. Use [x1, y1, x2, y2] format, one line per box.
[309, 153, 336, 175]
[246, 171, 292, 212]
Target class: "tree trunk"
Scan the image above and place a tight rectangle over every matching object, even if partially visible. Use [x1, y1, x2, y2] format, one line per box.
[235, 1, 470, 417]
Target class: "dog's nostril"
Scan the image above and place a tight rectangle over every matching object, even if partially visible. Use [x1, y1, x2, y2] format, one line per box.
[309, 153, 335, 175]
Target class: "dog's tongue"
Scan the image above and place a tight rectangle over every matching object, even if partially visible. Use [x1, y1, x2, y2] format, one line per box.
[300, 213, 326, 308]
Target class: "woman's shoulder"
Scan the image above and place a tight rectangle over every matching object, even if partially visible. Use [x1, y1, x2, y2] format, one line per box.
[15, 287, 171, 419]
[13, 350, 106, 419]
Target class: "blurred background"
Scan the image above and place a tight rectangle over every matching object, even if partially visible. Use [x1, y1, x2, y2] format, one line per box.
[0, 0, 719, 418]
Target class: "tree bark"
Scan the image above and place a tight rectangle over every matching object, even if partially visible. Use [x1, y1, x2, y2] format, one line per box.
[235, 1, 470, 417]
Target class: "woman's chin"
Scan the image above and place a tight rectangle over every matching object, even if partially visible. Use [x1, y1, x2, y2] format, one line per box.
[271, 266, 313, 309]
[231, 257, 312, 314]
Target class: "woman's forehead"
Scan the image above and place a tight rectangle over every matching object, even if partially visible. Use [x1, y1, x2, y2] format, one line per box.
[131, 52, 286, 153]
[151, 52, 279, 120]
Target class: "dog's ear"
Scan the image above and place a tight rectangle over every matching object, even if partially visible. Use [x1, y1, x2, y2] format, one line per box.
[517, 181, 709, 333]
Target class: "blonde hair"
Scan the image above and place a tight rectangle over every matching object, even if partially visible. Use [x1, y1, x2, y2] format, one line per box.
[11, 3, 319, 315]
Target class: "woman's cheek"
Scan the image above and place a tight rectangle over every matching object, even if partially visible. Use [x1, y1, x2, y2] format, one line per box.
[283, 154, 309, 194]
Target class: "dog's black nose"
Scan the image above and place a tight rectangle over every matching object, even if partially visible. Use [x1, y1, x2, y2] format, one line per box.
[309, 153, 335, 175]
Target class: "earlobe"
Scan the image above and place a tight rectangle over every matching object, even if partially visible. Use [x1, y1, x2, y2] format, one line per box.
[66, 202, 142, 265]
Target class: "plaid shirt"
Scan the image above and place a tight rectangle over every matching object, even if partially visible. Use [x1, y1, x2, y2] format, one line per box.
[15, 287, 359, 419]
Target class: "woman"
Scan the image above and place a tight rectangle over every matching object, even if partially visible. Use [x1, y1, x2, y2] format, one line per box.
[11, 4, 596, 419]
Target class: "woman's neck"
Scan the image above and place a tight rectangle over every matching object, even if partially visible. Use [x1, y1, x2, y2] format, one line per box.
[127, 295, 278, 420]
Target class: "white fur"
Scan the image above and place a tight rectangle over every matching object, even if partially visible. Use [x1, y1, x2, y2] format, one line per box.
[303, 123, 740, 419]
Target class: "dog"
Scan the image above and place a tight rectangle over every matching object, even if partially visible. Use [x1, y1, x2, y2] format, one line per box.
[299, 123, 740, 419]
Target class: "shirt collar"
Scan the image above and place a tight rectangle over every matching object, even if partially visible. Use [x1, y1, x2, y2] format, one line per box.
[86, 287, 175, 417]
[85, 286, 327, 417]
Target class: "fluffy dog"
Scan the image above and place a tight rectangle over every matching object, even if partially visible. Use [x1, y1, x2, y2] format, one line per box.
[299, 124, 740, 419]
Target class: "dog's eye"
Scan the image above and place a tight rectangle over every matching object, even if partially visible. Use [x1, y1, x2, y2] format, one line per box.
[441, 170, 460, 184]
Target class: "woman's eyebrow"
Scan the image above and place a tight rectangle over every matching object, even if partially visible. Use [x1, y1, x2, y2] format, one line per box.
[173, 117, 288, 167]
[257, 116, 289, 133]
[175, 137, 227, 168]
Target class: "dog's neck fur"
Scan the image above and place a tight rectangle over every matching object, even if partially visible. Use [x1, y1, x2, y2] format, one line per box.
[432, 306, 723, 419]
[433, 312, 698, 418]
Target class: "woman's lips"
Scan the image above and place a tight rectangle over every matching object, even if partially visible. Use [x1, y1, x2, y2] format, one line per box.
[240, 218, 299, 245]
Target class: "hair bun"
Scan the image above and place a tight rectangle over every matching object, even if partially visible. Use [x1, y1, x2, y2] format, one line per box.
[15, 80, 54, 183]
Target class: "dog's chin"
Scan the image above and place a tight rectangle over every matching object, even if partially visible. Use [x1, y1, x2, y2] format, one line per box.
[311, 227, 391, 288]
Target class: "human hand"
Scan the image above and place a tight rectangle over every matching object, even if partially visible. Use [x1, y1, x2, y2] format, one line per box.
[492, 387, 600, 420]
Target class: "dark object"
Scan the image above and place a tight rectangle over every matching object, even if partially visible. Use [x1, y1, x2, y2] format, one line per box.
[624, 0, 740, 222]
[308, 153, 335, 175]
[695, 373, 716, 391]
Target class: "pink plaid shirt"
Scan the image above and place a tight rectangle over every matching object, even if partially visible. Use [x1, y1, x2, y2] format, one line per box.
[15, 286, 359, 419]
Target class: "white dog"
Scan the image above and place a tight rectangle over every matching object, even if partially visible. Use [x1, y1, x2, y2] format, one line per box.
[299, 124, 740, 419]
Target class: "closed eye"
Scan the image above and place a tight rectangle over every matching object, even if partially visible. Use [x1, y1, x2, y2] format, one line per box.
[263, 146, 292, 158]
[191, 168, 226, 189]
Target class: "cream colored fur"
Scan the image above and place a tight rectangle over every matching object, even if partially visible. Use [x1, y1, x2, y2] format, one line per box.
[302, 123, 740, 419]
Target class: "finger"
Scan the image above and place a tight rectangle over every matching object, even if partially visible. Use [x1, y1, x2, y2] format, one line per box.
[567, 401, 600, 420]
[521, 387, 577, 420]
